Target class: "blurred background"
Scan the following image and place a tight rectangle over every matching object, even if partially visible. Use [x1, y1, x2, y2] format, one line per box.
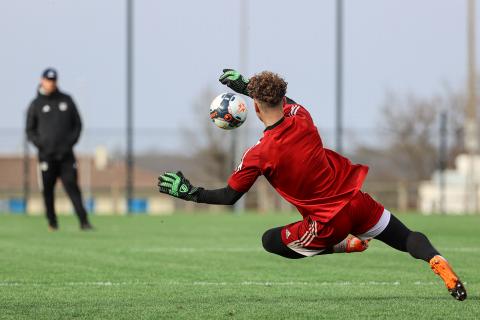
[0, 0, 479, 216]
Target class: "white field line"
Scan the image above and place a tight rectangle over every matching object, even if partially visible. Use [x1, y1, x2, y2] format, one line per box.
[438, 247, 480, 252]
[128, 247, 264, 253]
[127, 247, 480, 253]
[0, 280, 467, 287]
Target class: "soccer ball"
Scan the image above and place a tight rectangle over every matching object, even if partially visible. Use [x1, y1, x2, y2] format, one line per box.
[209, 93, 248, 130]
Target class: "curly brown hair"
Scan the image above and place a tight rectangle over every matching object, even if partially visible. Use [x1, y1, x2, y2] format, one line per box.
[247, 71, 287, 107]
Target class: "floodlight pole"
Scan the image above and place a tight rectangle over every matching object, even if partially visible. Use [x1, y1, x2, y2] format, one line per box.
[23, 133, 30, 214]
[233, 0, 248, 213]
[465, 0, 478, 214]
[335, 0, 344, 154]
[438, 111, 447, 214]
[126, 0, 134, 214]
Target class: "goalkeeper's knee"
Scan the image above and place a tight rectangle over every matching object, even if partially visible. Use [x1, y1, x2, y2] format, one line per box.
[261, 227, 304, 259]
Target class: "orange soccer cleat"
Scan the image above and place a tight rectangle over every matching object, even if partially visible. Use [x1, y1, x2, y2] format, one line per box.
[345, 236, 370, 253]
[429, 255, 467, 301]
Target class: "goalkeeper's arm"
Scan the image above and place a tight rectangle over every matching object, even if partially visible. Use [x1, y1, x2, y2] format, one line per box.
[197, 185, 244, 205]
[158, 171, 244, 205]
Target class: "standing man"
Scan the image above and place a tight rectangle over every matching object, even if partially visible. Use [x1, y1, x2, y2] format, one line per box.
[26, 68, 93, 231]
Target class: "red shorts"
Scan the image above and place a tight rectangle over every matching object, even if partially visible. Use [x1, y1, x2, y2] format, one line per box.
[281, 191, 384, 256]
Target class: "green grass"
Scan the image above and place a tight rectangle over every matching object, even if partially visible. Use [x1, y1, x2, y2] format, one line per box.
[0, 213, 478, 319]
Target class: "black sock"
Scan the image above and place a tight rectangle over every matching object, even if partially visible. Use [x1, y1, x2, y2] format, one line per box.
[406, 232, 440, 262]
[376, 214, 440, 262]
[375, 214, 409, 252]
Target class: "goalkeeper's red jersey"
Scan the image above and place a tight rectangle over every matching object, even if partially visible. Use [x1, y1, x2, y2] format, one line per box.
[228, 97, 368, 223]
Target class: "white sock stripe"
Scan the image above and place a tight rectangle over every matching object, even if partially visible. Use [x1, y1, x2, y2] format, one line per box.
[357, 209, 391, 240]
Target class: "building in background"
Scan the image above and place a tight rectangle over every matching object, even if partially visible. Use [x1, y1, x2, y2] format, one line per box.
[0, 148, 298, 215]
[419, 154, 480, 214]
[0, 151, 173, 215]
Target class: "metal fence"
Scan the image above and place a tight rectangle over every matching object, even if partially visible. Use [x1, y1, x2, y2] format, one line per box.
[0, 126, 417, 215]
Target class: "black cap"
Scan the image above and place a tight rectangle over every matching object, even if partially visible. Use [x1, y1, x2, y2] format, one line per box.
[42, 68, 58, 80]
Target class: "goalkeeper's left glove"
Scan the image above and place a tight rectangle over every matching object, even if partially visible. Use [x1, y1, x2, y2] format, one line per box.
[219, 69, 250, 96]
[158, 171, 201, 202]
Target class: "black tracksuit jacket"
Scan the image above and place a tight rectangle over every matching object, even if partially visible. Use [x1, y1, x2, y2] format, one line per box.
[26, 88, 82, 161]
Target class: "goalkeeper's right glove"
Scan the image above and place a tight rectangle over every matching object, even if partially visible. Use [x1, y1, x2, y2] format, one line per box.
[158, 171, 201, 202]
[219, 69, 250, 96]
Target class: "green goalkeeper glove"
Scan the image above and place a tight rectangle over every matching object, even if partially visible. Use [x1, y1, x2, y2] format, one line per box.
[158, 171, 201, 202]
[219, 69, 250, 96]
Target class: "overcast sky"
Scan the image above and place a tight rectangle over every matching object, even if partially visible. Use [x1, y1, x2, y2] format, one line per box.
[0, 0, 474, 153]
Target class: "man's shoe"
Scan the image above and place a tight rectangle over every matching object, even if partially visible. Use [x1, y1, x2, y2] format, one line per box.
[80, 222, 94, 231]
[48, 225, 58, 232]
[345, 236, 370, 253]
[429, 255, 467, 301]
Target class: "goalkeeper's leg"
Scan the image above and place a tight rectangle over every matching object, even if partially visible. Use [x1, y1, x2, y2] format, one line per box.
[261, 227, 368, 259]
[262, 227, 305, 259]
[372, 213, 467, 301]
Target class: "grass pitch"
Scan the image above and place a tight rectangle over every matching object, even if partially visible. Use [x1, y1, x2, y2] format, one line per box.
[0, 213, 478, 319]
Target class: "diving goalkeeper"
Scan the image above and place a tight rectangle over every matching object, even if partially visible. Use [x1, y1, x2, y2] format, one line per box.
[158, 69, 467, 301]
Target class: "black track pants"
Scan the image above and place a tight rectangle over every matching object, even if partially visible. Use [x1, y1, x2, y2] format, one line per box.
[39, 153, 89, 227]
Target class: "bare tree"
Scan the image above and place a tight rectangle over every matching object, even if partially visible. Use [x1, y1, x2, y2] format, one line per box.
[380, 92, 440, 181]
[441, 85, 466, 166]
[380, 87, 467, 180]
[349, 87, 469, 209]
